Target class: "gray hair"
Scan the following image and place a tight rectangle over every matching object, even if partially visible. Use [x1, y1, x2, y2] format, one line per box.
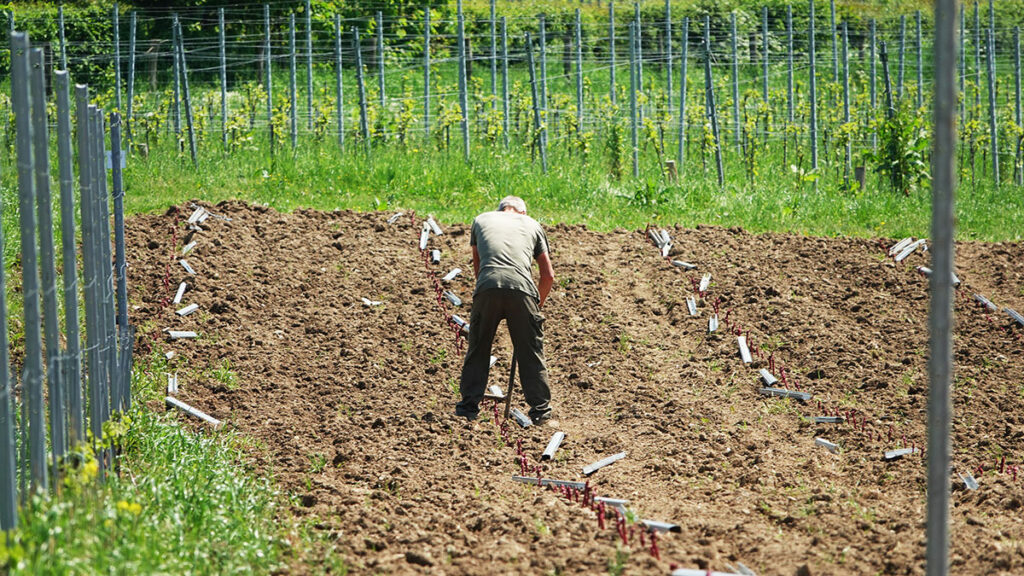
[497, 195, 527, 214]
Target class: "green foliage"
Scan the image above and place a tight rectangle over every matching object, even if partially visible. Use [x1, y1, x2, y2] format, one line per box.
[866, 100, 930, 196]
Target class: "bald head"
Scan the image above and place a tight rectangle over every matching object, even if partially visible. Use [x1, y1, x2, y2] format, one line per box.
[497, 195, 527, 215]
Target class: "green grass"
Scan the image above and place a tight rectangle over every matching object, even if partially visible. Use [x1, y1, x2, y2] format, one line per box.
[121, 131, 1024, 242]
[0, 358, 344, 574]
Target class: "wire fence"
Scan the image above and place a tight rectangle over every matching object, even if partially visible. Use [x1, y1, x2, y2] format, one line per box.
[1, 1, 1021, 191]
[1, 32, 134, 532]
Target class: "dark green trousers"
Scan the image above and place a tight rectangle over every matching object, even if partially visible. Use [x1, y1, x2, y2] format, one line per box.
[456, 288, 551, 421]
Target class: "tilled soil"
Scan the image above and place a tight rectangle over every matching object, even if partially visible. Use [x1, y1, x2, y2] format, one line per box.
[127, 201, 1024, 575]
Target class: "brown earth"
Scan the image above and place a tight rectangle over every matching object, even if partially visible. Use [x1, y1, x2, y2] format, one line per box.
[126, 201, 1024, 575]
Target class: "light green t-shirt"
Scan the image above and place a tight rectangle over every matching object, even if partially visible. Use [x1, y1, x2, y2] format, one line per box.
[470, 211, 549, 300]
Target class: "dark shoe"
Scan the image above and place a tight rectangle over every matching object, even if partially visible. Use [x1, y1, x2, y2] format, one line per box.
[531, 411, 555, 426]
[455, 409, 478, 422]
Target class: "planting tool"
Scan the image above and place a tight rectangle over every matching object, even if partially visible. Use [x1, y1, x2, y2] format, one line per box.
[442, 268, 462, 282]
[167, 330, 198, 339]
[973, 293, 999, 312]
[430, 249, 441, 264]
[418, 222, 430, 250]
[699, 273, 711, 292]
[759, 387, 811, 402]
[894, 239, 927, 262]
[175, 303, 199, 316]
[884, 447, 919, 461]
[541, 432, 565, 460]
[1005, 307, 1024, 327]
[709, 314, 719, 333]
[583, 452, 627, 476]
[443, 291, 462, 307]
[686, 296, 698, 316]
[451, 315, 469, 336]
[814, 416, 845, 424]
[503, 353, 517, 420]
[738, 336, 752, 364]
[165, 396, 222, 429]
[426, 216, 443, 236]
[815, 438, 839, 454]
[360, 297, 382, 307]
[182, 241, 197, 255]
[641, 519, 681, 533]
[173, 282, 187, 304]
[917, 266, 961, 286]
[758, 368, 777, 386]
[179, 259, 196, 275]
[386, 212, 404, 224]
[958, 470, 979, 490]
[671, 260, 697, 270]
[510, 408, 532, 428]
[511, 476, 586, 490]
[889, 237, 914, 256]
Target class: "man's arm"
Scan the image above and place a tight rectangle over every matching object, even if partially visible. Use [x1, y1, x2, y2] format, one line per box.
[472, 245, 481, 278]
[536, 251, 554, 308]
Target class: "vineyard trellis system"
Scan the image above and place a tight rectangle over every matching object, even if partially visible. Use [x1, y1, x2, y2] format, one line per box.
[1, 32, 136, 531]
[0, 0, 1021, 192]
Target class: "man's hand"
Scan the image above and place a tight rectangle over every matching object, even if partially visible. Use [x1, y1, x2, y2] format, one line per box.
[536, 252, 554, 308]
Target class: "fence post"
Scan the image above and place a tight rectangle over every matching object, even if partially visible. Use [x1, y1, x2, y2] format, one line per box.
[575, 9, 584, 135]
[677, 17, 688, 169]
[897, 15, 906, 100]
[870, 18, 877, 151]
[881, 42, 895, 117]
[539, 16, 549, 160]
[916, 10, 923, 109]
[58, 6, 67, 70]
[335, 15, 344, 150]
[787, 5, 794, 123]
[634, 2, 643, 109]
[73, 86, 93, 444]
[629, 21, 639, 178]
[704, 16, 724, 186]
[664, 0, 672, 113]
[90, 108, 116, 463]
[11, 33, 49, 494]
[731, 12, 739, 147]
[502, 17, 510, 149]
[110, 112, 129, 411]
[458, 0, 470, 161]
[353, 27, 370, 152]
[974, 2, 980, 113]
[423, 9, 430, 139]
[290, 13, 298, 150]
[29, 48, 66, 476]
[81, 105, 105, 481]
[114, 3, 121, 111]
[175, 17, 198, 168]
[609, 1, 616, 105]
[219, 8, 227, 149]
[925, 1, 956, 574]
[306, 0, 313, 130]
[959, 5, 965, 123]
[830, 0, 837, 83]
[808, 0, 818, 172]
[763, 7, 769, 104]
[265, 4, 274, 156]
[986, 28, 998, 185]
[55, 72, 82, 446]
[490, 0, 497, 110]
[842, 22, 850, 188]
[525, 32, 547, 173]
[0, 42, 15, 518]
[172, 21, 181, 143]
[376, 11, 385, 113]
[127, 11, 137, 147]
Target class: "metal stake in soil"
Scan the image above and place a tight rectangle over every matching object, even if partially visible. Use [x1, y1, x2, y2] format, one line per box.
[677, 17, 689, 169]
[422, 9, 430, 139]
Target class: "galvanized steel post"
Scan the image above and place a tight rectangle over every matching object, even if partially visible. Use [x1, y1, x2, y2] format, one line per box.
[290, 13, 298, 150]
[898, 15, 906, 100]
[704, 16, 724, 186]
[306, 0, 313, 130]
[787, 5, 794, 122]
[127, 11, 137, 146]
[629, 21, 639, 178]
[110, 113, 129, 410]
[763, 6, 769, 103]
[458, 0, 470, 161]
[11, 32, 48, 493]
[502, 17, 510, 149]
[335, 15, 344, 150]
[575, 9, 584, 134]
[490, 0, 497, 110]
[55, 72, 82, 445]
[376, 11, 385, 112]
[926, 1, 957, 574]
[986, 28, 998, 185]
[220, 7, 228, 148]
[525, 32, 547, 173]
[731, 13, 739, 146]
[609, 1, 616, 105]
[114, 3, 121, 111]
[175, 17, 198, 167]
[353, 27, 370, 152]
[664, 0, 672, 113]
[916, 10, 923, 109]
[58, 6, 67, 70]
[870, 18, 877, 150]
[423, 9, 430, 138]
[265, 4, 274, 155]
[677, 17, 689, 169]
